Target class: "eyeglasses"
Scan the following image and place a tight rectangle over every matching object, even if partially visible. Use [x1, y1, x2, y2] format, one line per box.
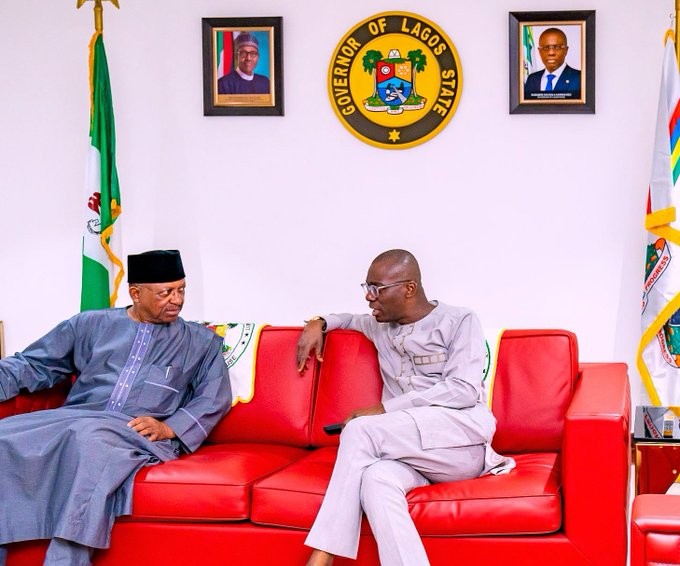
[361, 280, 412, 297]
[238, 50, 259, 59]
[537, 44, 567, 51]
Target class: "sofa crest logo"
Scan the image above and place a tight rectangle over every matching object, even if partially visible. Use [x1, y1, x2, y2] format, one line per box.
[328, 12, 463, 149]
[201, 322, 256, 368]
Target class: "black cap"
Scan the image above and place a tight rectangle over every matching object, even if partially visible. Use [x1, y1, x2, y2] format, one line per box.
[128, 250, 185, 284]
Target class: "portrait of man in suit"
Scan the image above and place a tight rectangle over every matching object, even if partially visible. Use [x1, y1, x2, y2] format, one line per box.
[523, 27, 581, 100]
[217, 31, 271, 96]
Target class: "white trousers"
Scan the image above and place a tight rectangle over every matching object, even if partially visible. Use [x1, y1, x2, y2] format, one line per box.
[305, 410, 485, 565]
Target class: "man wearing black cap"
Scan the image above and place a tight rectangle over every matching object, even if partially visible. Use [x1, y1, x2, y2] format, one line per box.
[217, 31, 271, 95]
[0, 250, 232, 566]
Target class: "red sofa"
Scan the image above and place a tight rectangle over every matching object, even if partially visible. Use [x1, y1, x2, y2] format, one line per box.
[631, 494, 680, 566]
[1, 327, 631, 565]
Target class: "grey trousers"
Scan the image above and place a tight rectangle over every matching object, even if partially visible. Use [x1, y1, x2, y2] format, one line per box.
[44, 538, 93, 566]
[0, 539, 92, 566]
[305, 410, 485, 565]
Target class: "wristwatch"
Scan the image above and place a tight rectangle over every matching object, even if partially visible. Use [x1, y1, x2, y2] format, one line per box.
[305, 316, 327, 332]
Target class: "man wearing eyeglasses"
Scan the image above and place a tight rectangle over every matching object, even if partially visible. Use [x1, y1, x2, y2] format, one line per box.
[297, 249, 514, 566]
[523, 27, 581, 100]
[217, 32, 271, 95]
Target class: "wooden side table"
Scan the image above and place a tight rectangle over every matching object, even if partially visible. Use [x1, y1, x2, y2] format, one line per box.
[634, 440, 680, 495]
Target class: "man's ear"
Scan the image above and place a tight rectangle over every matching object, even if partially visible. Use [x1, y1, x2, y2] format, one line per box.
[405, 281, 418, 298]
[129, 285, 140, 303]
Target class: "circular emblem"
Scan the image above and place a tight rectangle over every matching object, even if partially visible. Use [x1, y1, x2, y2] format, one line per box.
[86, 217, 102, 235]
[328, 11, 463, 149]
[203, 322, 256, 368]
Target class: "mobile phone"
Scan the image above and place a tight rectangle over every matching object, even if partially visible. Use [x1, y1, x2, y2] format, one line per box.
[323, 423, 343, 435]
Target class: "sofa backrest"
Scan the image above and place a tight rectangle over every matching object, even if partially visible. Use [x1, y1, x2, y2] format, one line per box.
[490, 329, 579, 454]
[309, 330, 383, 447]
[207, 327, 315, 447]
[308, 328, 578, 453]
[208, 326, 579, 454]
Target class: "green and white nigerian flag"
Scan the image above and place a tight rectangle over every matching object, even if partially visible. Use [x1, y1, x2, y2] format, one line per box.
[522, 25, 538, 83]
[81, 31, 124, 311]
[638, 32, 680, 405]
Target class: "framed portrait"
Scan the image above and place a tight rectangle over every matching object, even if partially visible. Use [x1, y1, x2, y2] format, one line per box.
[509, 10, 595, 114]
[202, 17, 284, 116]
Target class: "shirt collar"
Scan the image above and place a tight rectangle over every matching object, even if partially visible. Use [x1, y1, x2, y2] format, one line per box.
[236, 67, 254, 81]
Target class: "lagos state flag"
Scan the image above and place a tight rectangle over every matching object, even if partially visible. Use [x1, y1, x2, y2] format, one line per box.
[638, 33, 680, 405]
[81, 31, 124, 311]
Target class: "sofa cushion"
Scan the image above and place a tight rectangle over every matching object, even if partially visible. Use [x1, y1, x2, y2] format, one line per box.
[309, 330, 383, 448]
[250, 446, 336, 529]
[490, 330, 578, 454]
[129, 443, 309, 521]
[251, 448, 562, 536]
[207, 327, 315, 447]
[408, 452, 562, 536]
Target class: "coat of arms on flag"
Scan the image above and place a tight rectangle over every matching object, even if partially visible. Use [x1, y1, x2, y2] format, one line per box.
[643, 238, 671, 313]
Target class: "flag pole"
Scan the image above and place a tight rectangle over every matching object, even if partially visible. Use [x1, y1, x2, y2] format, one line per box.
[76, 0, 120, 33]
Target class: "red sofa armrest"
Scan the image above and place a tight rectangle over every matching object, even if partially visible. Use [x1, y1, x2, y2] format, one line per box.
[0, 381, 71, 420]
[562, 362, 631, 566]
[631, 494, 680, 566]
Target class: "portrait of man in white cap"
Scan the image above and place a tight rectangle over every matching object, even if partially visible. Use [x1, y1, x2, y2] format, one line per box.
[217, 31, 271, 95]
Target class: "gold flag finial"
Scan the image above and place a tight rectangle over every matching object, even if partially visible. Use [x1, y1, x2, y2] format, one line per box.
[77, 0, 120, 33]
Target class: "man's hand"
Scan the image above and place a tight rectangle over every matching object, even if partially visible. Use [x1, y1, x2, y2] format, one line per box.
[345, 403, 385, 423]
[296, 319, 325, 373]
[128, 416, 176, 441]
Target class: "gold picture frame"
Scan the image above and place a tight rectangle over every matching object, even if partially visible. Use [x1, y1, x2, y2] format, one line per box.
[202, 17, 284, 116]
[509, 10, 595, 114]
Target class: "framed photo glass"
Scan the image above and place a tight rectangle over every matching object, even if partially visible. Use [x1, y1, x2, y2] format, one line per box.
[202, 17, 284, 116]
[509, 10, 595, 114]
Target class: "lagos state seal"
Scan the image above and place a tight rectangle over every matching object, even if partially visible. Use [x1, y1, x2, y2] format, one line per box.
[328, 11, 463, 149]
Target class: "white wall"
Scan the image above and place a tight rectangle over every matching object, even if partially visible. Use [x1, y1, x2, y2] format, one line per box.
[0, 0, 670, 406]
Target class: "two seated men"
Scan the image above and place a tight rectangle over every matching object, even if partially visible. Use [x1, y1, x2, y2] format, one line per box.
[0, 248, 510, 566]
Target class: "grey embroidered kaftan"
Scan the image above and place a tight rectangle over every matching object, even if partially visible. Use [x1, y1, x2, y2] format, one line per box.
[0, 308, 231, 549]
